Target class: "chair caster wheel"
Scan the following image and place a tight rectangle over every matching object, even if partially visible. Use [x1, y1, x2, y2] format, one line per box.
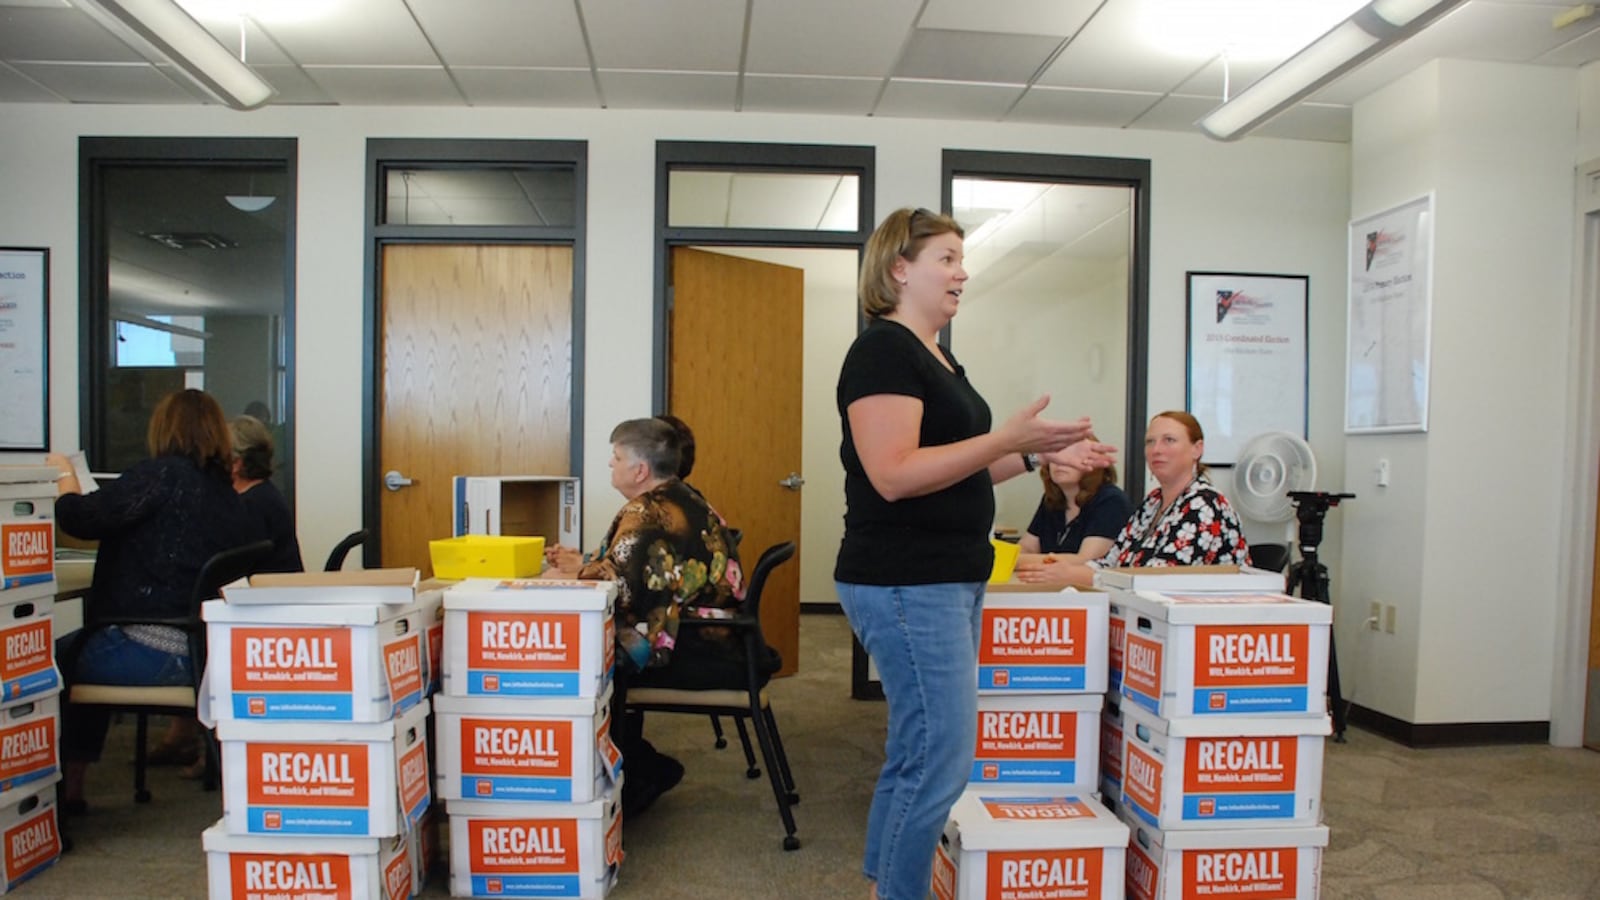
[782, 836, 800, 851]
[714, 738, 727, 749]
[745, 767, 761, 779]
[787, 793, 800, 805]
[135, 789, 152, 803]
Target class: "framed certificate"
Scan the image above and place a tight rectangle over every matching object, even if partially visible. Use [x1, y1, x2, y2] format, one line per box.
[1185, 271, 1309, 466]
[1346, 195, 1433, 433]
[0, 247, 49, 451]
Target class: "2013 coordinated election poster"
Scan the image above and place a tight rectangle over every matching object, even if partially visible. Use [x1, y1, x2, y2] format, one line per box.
[1346, 194, 1432, 433]
[1185, 272, 1308, 466]
[0, 248, 49, 451]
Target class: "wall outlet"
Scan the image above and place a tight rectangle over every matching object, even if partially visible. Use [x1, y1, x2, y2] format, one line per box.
[1384, 605, 1397, 634]
[1367, 601, 1382, 630]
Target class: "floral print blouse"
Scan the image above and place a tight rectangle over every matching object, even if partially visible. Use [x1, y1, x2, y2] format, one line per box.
[1099, 474, 1251, 568]
[578, 478, 743, 671]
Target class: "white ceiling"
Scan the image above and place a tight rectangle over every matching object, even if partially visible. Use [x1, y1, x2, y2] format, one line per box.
[0, 0, 1595, 143]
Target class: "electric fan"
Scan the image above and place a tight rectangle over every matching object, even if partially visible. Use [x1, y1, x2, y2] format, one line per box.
[1232, 430, 1318, 528]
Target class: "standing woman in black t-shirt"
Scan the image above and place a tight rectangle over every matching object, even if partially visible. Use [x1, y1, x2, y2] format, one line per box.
[833, 207, 1114, 900]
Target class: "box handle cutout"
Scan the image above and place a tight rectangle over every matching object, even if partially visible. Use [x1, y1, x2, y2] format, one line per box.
[13, 500, 36, 515]
[11, 602, 36, 619]
[391, 619, 411, 636]
[404, 725, 418, 747]
[1136, 616, 1154, 632]
[1135, 827, 1151, 850]
[1135, 723, 1151, 742]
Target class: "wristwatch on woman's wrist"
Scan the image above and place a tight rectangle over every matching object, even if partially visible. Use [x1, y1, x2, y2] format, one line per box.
[1021, 452, 1040, 472]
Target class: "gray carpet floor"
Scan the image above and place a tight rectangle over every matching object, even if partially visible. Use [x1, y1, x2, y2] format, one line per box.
[14, 613, 1600, 898]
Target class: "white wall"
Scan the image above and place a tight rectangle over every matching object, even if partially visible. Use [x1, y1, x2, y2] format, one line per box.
[1344, 60, 1579, 726]
[1582, 61, 1600, 161]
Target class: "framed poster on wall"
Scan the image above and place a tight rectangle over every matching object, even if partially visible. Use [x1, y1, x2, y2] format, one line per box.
[1346, 194, 1433, 433]
[1185, 271, 1308, 466]
[0, 247, 48, 451]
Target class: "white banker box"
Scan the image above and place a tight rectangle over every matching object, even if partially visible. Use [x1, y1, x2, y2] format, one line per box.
[433, 688, 621, 804]
[0, 468, 55, 593]
[447, 782, 622, 899]
[932, 792, 1128, 900]
[971, 693, 1102, 795]
[1124, 819, 1328, 900]
[978, 585, 1109, 694]
[0, 584, 58, 705]
[442, 579, 615, 699]
[203, 820, 415, 900]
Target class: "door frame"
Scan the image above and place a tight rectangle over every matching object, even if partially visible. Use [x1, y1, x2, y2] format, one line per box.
[941, 149, 1153, 489]
[361, 138, 588, 565]
[652, 141, 875, 410]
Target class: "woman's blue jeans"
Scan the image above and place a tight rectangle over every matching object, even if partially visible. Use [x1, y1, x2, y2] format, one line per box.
[836, 581, 984, 900]
[57, 626, 193, 763]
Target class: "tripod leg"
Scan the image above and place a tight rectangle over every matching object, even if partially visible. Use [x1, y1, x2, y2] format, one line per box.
[1327, 628, 1347, 742]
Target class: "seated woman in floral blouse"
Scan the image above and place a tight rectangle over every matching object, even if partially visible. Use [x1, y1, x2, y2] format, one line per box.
[545, 417, 744, 818]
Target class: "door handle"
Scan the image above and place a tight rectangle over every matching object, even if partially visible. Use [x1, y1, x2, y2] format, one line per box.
[779, 472, 805, 491]
[384, 470, 415, 492]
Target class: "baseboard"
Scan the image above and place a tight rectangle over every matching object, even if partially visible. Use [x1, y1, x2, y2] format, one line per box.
[1347, 703, 1550, 747]
[800, 602, 844, 615]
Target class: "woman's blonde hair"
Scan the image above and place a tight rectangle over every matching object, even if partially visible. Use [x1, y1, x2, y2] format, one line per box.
[146, 389, 233, 477]
[858, 207, 964, 318]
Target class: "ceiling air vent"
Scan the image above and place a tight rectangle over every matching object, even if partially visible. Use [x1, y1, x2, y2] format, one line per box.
[142, 232, 238, 250]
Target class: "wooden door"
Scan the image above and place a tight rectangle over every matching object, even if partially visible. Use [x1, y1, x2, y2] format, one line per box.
[1587, 456, 1600, 751]
[379, 244, 573, 574]
[669, 248, 804, 676]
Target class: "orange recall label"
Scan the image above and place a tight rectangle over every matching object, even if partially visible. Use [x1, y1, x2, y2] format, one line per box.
[1123, 633, 1164, 699]
[1101, 719, 1123, 783]
[603, 615, 615, 675]
[0, 716, 55, 781]
[246, 744, 369, 807]
[1127, 843, 1159, 900]
[1184, 737, 1297, 793]
[1194, 625, 1307, 687]
[930, 842, 957, 900]
[467, 612, 579, 670]
[470, 819, 577, 873]
[397, 740, 430, 815]
[426, 622, 444, 679]
[1124, 744, 1163, 813]
[977, 710, 1075, 759]
[1181, 847, 1297, 899]
[604, 806, 623, 867]
[383, 846, 413, 900]
[1, 619, 52, 682]
[229, 853, 353, 900]
[1108, 615, 1126, 671]
[232, 628, 353, 692]
[383, 634, 423, 703]
[3, 807, 59, 882]
[980, 609, 1086, 665]
[987, 848, 1103, 900]
[462, 717, 572, 777]
[981, 798, 1096, 820]
[1, 523, 52, 579]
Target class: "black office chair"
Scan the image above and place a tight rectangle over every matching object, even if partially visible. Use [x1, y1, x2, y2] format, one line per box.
[1249, 542, 1290, 574]
[64, 539, 273, 801]
[324, 528, 370, 571]
[625, 541, 802, 850]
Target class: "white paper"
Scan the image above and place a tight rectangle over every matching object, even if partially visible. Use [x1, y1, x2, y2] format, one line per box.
[67, 450, 98, 493]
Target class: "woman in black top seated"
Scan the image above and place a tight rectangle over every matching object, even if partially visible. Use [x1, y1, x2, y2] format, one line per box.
[47, 389, 260, 812]
[1012, 432, 1133, 585]
[231, 415, 303, 573]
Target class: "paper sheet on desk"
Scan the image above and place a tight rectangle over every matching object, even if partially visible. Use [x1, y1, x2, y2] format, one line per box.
[66, 450, 97, 493]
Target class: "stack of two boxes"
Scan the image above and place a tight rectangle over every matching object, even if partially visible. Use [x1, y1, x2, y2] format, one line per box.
[198, 570, 435, 900]
[0, 467, 65, 895]
[435, 577, 623, 899]
[1099, 567, 1333, 900]
[932, 583, 1130, 900]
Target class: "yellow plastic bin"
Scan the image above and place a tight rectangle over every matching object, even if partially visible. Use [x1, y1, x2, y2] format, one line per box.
[988, 538, 1020, 584]
[429, 535, 545, 579]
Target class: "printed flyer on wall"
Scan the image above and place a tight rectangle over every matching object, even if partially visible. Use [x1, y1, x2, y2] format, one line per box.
[1346, 195, 1432, 433]
[0, 248, 48, 451]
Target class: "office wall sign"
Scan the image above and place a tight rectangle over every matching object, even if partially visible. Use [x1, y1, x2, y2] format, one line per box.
[0, 248, 48, 451]
[1346, 194, 1433, 433]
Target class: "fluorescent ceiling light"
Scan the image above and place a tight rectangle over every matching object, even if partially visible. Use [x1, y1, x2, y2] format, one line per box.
[1141, 0, 1368, 61]
[77, 0, 275, 110]
[1198, 0, 1467, 140]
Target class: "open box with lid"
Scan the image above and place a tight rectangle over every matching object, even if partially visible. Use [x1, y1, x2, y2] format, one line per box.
[932, 792, 1128, 900]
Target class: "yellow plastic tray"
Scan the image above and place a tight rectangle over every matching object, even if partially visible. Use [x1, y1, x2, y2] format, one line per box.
[429, 535, 545, 579]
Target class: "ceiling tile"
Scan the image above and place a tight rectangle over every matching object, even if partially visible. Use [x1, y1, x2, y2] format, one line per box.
[9, 61, 198, 103]
[1006, 85, 1163, 127]
[581, 0, 745, 71]
[410, 0, 590, 68]
[1176, 56, 1283, 100]
[302, 66, 464, 105]
[874, 78, 1025, 120]
[0, 62, 62, 101]
[598, 70, 736, 110]
[247, 0, 439, 66]
[1123, 92, 1216, 134]
[1541, 18, 1600, 64]
[453, 67, 599, 108]
[1251, 101, 1353, 142]
[0, 6, 143, 61]
[896, 29, 1061, 84]
[250, 64, 334, 105]
[746, 0, 920, 77]
[918, 0, 1100, 38]
[190, 17, 295, 67]
[1036, 0, 1213, 92]
[740, 74, 881, 115]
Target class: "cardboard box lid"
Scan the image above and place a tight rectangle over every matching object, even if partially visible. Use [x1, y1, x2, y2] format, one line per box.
[216, 697, 430, 743]
[432, 685, 612, 718]
[982, 584, 1110, 608]
[1122, 701, 1332, 738]
[1094, 565, 1286, 592]
[977, 693, 1104, 714]
[202, 595, 420, 625]
[443, 577, 615, 611]
[1121, 590, 1332, 625]
[444, 785, 616, 821]
[1, 581, 57, 609]
[0, 467, 60, 487]
[219, 568, 420, 606]
[202, 819, 383, 854]
[950, 793, 1128, 850]
[1132, 820, 1329, 851]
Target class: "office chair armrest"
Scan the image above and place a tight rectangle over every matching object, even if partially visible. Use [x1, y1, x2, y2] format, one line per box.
[676, 613, 760, 630]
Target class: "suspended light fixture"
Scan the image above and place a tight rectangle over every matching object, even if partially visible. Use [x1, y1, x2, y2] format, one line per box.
[1197, 0, 1467, 141]
[76, 0, 275, 110]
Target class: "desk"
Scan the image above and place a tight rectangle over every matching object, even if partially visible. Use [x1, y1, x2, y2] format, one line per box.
[53, 558, 93, 635]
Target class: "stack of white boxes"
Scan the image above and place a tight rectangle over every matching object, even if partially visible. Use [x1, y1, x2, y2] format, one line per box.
[435, 577, 622, 900]
[0, 467, 64, 894]
[931, 582, 1132, 899]
[1098, 567, 1332, 900]
[198, 569, 433, 900]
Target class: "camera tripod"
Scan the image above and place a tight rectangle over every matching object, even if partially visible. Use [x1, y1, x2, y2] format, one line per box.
[1285, 491, 1354, 742]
